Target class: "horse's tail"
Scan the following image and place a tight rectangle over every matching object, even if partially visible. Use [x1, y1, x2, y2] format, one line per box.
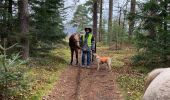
[144, 68, 165, 92]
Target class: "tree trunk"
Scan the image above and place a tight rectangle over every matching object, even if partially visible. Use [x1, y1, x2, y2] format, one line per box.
[18, 0, 29, 59]
[93, 0, 98, 53]
[99, 0, 103, 42]
[108, 0, 113, 46]
[8, 0, 12, 32]
[123, 4, 127, 29]
[148, 0, 157, 38]
[117, 6, 122, 50]
[162, 0, 168, 62]
[128, 0, 136, 38]
[6, 0, 13, 47]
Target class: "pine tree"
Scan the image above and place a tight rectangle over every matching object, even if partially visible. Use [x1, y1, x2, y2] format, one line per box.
[99, 0, 103, 42]
[128, 0, 136, 38]
[70, 4, 92, 31]
[93, 0, 98, 52]
[30, 0, 66, 43]
[18, 0, 29, 59]
[108, 0, 113, 46]
[134, 0, 170, 66]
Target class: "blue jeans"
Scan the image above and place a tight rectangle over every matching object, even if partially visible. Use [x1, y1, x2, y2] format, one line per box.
[82, 50, 91, 66]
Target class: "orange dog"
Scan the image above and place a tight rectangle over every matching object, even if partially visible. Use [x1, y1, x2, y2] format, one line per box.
[93, 54, 112, 71]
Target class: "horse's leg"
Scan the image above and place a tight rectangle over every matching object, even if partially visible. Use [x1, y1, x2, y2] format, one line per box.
[70, 48, 74, 65]
[75, 49, 79, 65]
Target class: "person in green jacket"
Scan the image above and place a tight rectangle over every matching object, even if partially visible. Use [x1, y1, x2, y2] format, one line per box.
[80, 28, 95, 68]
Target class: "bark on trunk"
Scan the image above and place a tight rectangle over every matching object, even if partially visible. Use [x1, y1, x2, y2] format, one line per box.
[7, 0, 12, 33]
[128, 0, 136, 38]
[99, 0, 103, 42]
[108, 0, 113, 46]
[162, 0, 168, 62]
[93, 0, 98, 53]
[18, 0, 29, 59]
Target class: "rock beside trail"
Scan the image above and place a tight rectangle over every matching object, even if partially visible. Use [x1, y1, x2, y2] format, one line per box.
[143, 69, 170, 100]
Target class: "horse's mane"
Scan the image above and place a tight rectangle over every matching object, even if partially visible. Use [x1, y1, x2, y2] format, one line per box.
[69, 33, 79, 37]
[69, 33, 81, 44]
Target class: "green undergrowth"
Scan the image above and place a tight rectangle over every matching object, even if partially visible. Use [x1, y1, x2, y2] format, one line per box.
[117, 74, 145, 100]
[24, 43, 70, 100]
[97, 44, 147, 100]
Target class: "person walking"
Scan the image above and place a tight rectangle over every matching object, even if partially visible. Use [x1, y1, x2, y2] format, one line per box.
[80, 28, 95, 68]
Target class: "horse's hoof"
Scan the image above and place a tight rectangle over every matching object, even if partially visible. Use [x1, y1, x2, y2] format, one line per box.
[76, 62, 79, 65]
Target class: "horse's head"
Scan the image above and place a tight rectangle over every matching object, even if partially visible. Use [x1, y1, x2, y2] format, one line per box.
[74, 33, 81, 48]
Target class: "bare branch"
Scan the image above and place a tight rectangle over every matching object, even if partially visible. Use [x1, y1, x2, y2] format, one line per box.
[0, 45, 5, 51]
[6, 43, 18, 50]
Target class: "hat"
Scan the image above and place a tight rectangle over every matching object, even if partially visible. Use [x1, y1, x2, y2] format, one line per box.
[85, 28, 92, 32]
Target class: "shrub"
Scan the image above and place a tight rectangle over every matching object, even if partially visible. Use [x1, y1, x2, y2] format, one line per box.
[0, 44, 28, 99]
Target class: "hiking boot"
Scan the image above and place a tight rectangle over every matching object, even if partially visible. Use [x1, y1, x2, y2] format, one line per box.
[81, 65, 85, 68]
[86, 66, 90, 68]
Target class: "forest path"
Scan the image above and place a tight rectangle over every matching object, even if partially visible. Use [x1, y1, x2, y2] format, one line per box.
[43, 61, 123, 100]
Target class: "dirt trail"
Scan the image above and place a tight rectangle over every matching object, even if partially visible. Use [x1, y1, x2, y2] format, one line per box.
[43, 61, 122, 100]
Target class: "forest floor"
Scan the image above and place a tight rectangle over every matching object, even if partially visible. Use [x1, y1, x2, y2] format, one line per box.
[43, 43, 145, 100]
[43, 63, 122, 100]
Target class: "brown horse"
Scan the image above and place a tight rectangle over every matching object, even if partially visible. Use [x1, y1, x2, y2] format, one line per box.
[69, 33, 81, 65]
